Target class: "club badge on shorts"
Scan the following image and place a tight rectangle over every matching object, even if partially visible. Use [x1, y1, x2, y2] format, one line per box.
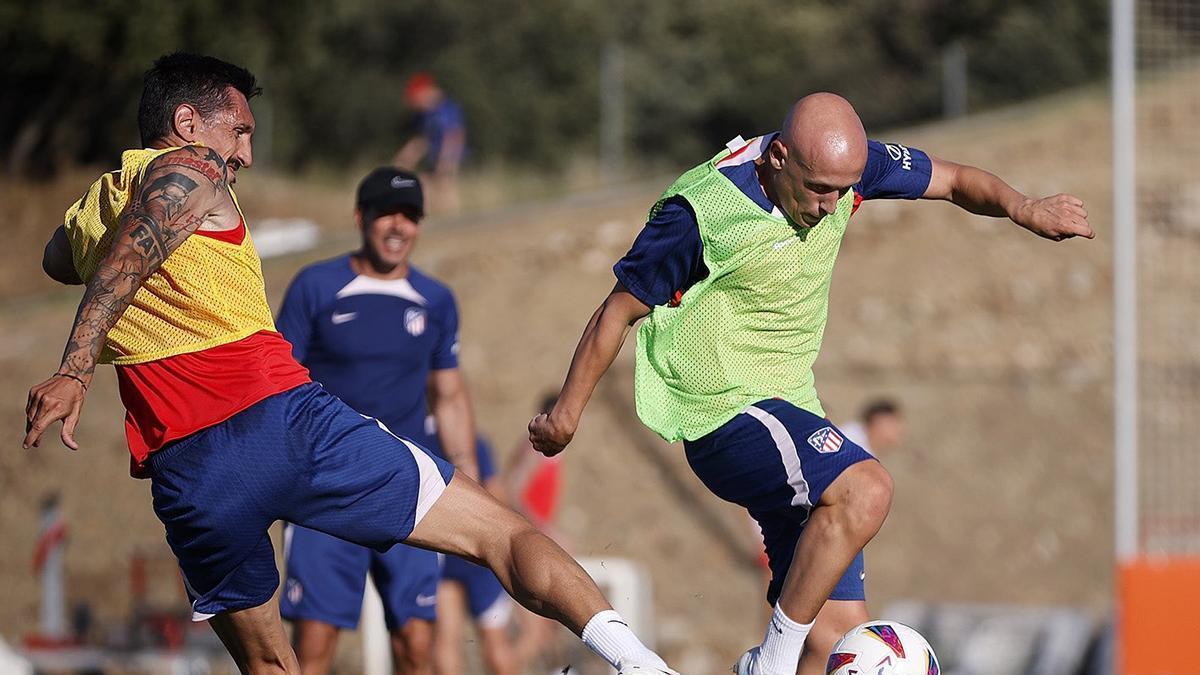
[808, 427, 843, 454]
[286, 578, 303, 604]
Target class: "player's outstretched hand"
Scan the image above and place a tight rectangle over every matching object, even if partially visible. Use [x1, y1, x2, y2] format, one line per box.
[1014, 194, 1094, 241]
[24, 374, 87, 450]
[529, 413, 574, 457]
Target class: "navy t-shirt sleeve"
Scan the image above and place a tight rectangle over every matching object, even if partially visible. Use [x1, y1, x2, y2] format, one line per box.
[855, 140, 933, 201]
[613, 197, 705, 307]
[430, 292, 460, 370]
[277, 272, 318, 363]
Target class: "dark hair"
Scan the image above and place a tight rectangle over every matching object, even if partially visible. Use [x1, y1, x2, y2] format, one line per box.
[138, 52, 261, 146]
[861, 398, 900, 425]
[538, 391, 560, 415]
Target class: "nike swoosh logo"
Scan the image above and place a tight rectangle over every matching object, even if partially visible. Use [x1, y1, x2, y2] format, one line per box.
[331, 311, 358, 325]
[773, 237, 799, 251]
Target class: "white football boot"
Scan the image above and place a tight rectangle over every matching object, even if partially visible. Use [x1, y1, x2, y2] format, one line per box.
[733, 646, 760, 675]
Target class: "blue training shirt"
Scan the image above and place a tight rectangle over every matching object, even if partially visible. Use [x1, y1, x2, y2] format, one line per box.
[614, 137, 933, 307]
[277, 255, 460, 441]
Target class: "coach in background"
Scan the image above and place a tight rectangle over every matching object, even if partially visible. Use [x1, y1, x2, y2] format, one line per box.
[276, 168, 477, 675]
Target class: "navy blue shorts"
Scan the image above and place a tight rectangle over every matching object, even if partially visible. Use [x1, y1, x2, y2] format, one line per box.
[441, 555, 510, 628]
[684, 399, 875, 605]
[147, 383, 455, 620]
[280, 525, 440, 629]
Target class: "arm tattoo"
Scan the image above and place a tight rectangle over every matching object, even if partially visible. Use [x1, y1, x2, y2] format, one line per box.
[57, 150, 229, 379]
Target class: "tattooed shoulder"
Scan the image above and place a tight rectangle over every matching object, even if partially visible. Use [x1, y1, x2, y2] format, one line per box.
[149, 146, 229, 191]
[120, 148, 231, 265]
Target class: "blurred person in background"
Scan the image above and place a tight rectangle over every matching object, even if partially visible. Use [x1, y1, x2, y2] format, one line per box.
[430, 422, 519, 675]
[275, 167, 477, 675]
[507, 393, 573, 671]
[529, 92, 1093, 675]
[26, 52, 676, 675]
[839, 398, 905, 456]
[394, 72, 466, 214]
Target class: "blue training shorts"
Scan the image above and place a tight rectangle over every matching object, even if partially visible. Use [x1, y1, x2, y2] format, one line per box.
[147, 383, 455, 620]
[441, 554, 511, 628]
[281, 525, 440, 630]
[684, 398, 875, 605]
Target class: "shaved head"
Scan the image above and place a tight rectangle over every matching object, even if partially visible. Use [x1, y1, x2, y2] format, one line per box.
[760, 93, 868, 226]
[780, 93, 867, 178]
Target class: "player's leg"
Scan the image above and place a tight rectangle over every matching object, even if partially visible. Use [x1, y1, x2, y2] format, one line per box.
[446, 555, 517, 675]
[209, 597, 299, 674]
[391, 619, 435, 675]
[288, 391, 674, 673]
[406, 476, 669, 671]
[433, 580, 469, 675]
[280, 524, 375, 674]
[747, 463, 888, 675]
[795, 599, 868, 675]
[371, 545, 440, 675]
[757, 456, 888, 675]
[686, 399, 888, 675]
[290, 620, 339, 675]
[775, 460, 891, 626]
[478, 625, 518, 675]
[405, 478, 596, 628]
[513, 607, 559, 673]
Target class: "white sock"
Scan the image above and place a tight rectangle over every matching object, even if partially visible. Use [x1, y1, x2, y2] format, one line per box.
[754, 604, 814, 675]
[581, 610, 668, 671]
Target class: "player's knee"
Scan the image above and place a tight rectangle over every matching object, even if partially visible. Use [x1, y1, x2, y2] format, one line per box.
[294, 622, 338, 665]
[846, 462, 893, 534]
[439, 480, 533, 565]
[474, 508, 538, 565]
[394, 623, 435, 671]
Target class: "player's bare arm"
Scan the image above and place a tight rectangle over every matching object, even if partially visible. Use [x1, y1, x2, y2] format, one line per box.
[24, 147, 232, 450]
[528, 283, 650, 456]
[429, 368, 481, 479]
[924, 156, 1095, 241]
[43, 225, 83, 285]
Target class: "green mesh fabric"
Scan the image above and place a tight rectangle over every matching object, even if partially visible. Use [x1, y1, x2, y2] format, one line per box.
[633, 146, 855, 442]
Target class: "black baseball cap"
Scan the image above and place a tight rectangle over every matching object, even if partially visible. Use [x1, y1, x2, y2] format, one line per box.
[356, 167, 424, 218]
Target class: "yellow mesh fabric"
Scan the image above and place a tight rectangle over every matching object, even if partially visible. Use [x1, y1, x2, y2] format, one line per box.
[62, 147, 276, 365]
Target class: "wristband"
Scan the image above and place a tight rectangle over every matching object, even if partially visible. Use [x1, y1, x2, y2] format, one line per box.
[54, 372, 88, 389]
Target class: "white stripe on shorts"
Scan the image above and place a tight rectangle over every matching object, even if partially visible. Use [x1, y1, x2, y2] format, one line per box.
[178, 568, 216, 622]
[743, 405, 812, 508]
[476, 593, 513, 630]
[371, 419, 450, 527]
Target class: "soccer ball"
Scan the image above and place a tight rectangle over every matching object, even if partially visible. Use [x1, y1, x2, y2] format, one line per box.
[825, 621, 939, 675]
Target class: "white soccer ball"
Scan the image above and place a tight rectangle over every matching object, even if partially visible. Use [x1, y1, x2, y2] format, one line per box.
[825, 621, 939, 675]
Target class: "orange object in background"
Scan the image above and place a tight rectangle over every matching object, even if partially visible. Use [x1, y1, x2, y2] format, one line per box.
[1119, 557, 1200, 674]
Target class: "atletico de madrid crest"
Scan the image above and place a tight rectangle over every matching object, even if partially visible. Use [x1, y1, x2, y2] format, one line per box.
[404, 307, 427, 336]
[807, 426, 843, 454]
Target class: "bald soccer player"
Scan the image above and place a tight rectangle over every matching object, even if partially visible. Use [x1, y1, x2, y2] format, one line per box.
[529, 93, 1092, 675]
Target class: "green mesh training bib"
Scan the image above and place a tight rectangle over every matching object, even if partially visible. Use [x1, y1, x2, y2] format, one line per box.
[633, 139, 856, 442]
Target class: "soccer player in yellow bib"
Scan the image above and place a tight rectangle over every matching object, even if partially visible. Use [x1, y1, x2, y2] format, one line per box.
[25, 53, 676, 675]
[530, 93, 1093, 675]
